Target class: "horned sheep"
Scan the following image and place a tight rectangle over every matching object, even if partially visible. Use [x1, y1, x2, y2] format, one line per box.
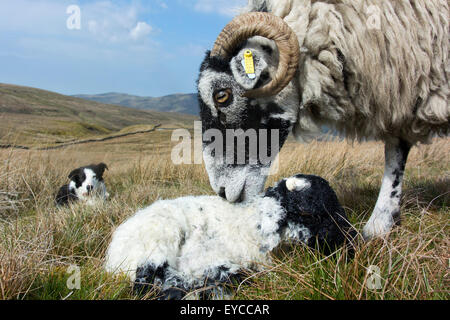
[197, 0, 449, 240]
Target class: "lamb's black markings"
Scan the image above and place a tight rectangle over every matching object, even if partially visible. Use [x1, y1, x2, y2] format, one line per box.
[266, 175, 357, 254]
[134, 262, 169, 296]
[134, 263, 244, 300]
[198, 266, 246, 300]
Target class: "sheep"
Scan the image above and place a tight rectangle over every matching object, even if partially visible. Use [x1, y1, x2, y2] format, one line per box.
[105, 174, 355, 300]
[197, 0, 449, 240]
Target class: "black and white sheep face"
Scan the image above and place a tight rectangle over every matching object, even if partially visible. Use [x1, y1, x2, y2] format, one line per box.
[197, 40, 300, 202]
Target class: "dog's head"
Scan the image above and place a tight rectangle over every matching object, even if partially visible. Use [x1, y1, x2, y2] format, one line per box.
[68, 163, 108, 200]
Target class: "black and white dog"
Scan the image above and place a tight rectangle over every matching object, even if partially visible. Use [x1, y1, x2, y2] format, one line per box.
[105, 174, 356, 300]
[56, 163, 109, 206]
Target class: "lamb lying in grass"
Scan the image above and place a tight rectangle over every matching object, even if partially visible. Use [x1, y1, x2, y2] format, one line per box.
[105, 174, 356, 299]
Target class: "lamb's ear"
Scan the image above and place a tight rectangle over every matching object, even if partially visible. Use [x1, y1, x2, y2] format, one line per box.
[95, 163, 108, 179]
[230, 48, 269, 90]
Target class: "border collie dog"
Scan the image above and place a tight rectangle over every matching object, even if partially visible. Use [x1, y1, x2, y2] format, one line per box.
[56, 163, 109, 206]
[105, 174, 356, 300]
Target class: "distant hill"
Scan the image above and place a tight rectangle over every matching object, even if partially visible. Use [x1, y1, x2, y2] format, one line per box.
[0, 83, 197, 146]
[73, 92, 200, 116]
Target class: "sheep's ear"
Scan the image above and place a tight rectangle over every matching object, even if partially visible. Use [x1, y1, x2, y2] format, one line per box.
[230, 48, 269, 90]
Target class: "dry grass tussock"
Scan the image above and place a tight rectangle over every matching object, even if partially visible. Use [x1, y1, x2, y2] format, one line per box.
[0, 134, 448, 300]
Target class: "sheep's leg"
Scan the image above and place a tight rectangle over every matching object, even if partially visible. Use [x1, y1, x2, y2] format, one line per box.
[363, 138, 411, 240]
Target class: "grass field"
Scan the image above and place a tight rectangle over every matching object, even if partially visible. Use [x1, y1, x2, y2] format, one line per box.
[0, 130, 448, 300]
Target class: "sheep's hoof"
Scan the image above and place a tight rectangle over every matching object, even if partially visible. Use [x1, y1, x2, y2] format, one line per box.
[362, 212, 398, 241]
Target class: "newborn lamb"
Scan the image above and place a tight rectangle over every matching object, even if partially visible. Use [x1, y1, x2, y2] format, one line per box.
[105, 174, 355, 299]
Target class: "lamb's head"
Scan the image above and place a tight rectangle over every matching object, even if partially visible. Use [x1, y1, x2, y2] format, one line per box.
[198, 12, 301, 202]
[265, 174, 356, 251]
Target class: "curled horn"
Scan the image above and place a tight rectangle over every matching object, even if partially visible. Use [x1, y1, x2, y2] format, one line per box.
[211, 12, 300, 98]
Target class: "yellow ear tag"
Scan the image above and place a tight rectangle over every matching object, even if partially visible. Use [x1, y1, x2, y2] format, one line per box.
[243, 50, 255, 76]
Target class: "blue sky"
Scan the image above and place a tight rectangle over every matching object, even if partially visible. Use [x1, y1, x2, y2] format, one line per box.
[0, 0, 247, 96]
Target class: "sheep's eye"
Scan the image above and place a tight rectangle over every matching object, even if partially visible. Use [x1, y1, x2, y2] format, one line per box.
[214, 89, 231, 105]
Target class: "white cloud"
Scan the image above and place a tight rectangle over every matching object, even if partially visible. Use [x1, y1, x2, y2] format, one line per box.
[130, 22, 153, 41]
[193, 0, 247, 17]
[0, 0, 156, 43]
[83, 1, 155, 43]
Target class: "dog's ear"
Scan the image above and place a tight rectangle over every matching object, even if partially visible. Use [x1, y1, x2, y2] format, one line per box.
[68, 168, 82, 183]
[95, 163, 108, 179]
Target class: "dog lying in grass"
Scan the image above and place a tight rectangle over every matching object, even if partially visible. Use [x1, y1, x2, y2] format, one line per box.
[55, 163, 109, 206]
[105, 174, 356, 300]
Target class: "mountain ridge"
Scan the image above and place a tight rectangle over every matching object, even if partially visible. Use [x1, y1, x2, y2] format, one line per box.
[73, 92, 200, 116]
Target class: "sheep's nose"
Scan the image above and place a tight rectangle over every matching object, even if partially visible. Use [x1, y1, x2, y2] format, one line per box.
[218, 187, 226, 199]
[86, 185, 94, 193]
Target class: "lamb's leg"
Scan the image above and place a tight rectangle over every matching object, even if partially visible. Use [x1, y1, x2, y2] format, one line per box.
[198, 267, 245, 300]
[134, 262, 169, 296]
[363, 138, 411, 240]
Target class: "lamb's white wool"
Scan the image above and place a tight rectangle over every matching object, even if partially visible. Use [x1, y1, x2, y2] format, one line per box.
[105, 196, 285, 283]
